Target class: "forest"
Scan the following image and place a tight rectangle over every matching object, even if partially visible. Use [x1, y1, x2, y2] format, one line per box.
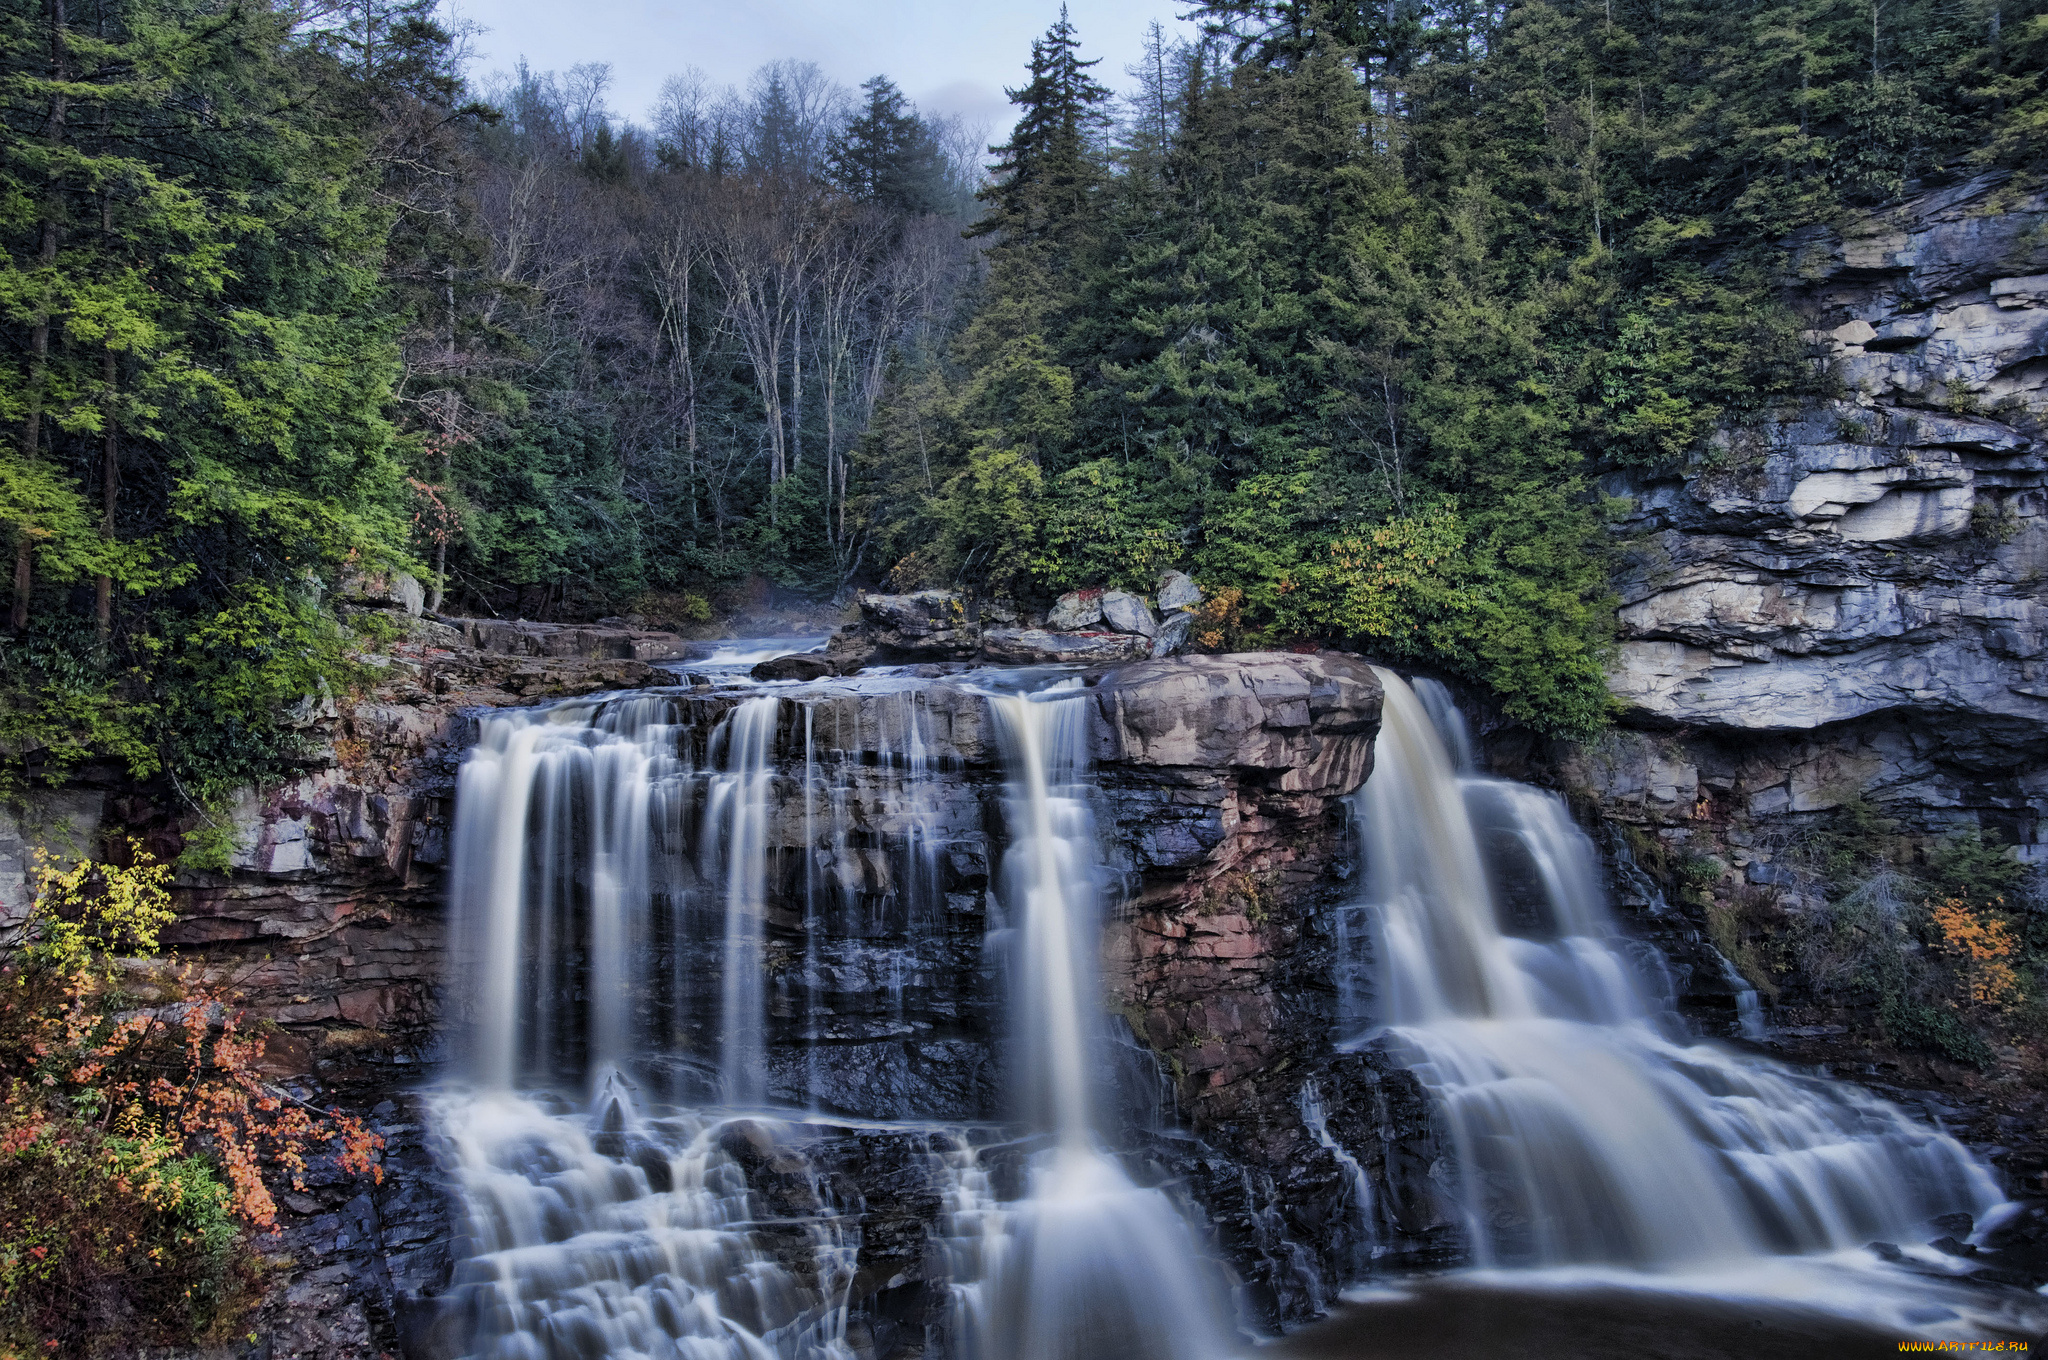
[4, 0, 2046, 799]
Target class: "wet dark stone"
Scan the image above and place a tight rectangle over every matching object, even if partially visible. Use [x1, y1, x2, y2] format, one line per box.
[1931, 1210, 1975, 1238]
[752, 653, 838, 681]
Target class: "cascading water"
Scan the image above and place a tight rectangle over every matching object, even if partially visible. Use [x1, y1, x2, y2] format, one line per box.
[1338, 670, 2017, 1309]
[430, 673, 1233, 1360]
[441, 693, 868, 1359]
[978, 685, 1229, 1360]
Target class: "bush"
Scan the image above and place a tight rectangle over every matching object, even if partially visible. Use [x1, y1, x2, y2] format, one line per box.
[0, 843, 383, 1354]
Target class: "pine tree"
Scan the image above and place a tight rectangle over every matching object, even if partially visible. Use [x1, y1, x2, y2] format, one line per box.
[1, 0, 412, 793]
[825, 76, 950, 215]
[971, 5, 1114, 251]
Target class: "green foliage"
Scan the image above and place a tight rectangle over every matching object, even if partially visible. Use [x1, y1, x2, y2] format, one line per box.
[934, 445, 1044, 596]
[0, 1113, 253, 1354]
[22, 839, 175, 971]
[0, 0, 420, 803]
[1878, 993, 1999, 1070]
[1033, 460, 1182, 592]
[1805, 796, 1904, 881]
[1784, 816, 2040, 1067]
[1926, 828, 2030, 908]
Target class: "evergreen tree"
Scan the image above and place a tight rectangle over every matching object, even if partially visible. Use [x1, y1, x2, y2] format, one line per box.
[825, 76, 950, 215]
[972, 5, 1114, 250]
[1, 0, 412, 795]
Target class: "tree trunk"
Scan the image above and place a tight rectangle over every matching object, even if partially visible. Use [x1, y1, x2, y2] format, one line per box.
[10, 544, 30, 633]
[790, 302, 804, 473]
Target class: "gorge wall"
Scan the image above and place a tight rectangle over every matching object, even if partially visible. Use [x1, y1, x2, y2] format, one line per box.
[1, 635, 1407, 1355]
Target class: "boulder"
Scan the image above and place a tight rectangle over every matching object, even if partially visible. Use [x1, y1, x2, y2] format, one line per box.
[1093, 652, 1381, 794]
[1100, 590, 1158, 638]
[751, 654, 837, 682]
[1150, 611, 1194, 659]
[856, 590, 980, 661]
[1157, 570, 1203, 613]
[1046, 589, 1105, 630]
[459, 618, 690, 662]
[340, 570, 426, 617]
[980, 628, 1152, 664]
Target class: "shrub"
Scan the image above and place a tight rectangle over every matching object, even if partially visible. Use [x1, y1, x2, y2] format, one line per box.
[0, 842, 383, 1354]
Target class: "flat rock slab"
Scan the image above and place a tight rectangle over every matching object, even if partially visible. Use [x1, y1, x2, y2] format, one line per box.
[981, 627, 1152, 664]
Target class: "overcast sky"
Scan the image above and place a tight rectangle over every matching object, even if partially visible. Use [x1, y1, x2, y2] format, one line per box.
[452, 0, 1198, 142]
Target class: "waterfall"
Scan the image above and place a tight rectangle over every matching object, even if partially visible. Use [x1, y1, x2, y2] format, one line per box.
[1342, 670, 2004, 1271]
[432, 675, 1235, 1360]
[451, 695, 688, 1092]
[713, 696, 779, 1106]
[979, 685, 1230, 1360]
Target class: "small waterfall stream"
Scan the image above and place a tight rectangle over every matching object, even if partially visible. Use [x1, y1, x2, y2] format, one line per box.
[1338, 671, 2020, 1317]
[978, 685, 1228, 1360]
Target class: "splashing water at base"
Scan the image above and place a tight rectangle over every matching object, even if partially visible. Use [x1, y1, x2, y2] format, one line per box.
[1341, 671, 2012, 1288]
[433, 1085, 860, 1360]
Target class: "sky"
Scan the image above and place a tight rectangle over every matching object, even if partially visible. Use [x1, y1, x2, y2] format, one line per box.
[451, 0, 1199, 141]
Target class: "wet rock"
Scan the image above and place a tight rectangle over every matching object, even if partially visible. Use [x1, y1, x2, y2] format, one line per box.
[1932, 1210, 1976, 1238]
[853, 589, 980, 661]
[1149, 611, 1195, 659]
[980, 627, 1152, 664]
[1047, 588, 1105, 630]
[751, 653, 837, 682]
[458, 617, 691, 662]
[1101, 590, 1158, 638]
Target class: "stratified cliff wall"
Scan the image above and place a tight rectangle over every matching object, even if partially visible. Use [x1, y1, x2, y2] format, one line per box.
[2, 641, 1399, 1354]
[1603, 171, 2047, 795]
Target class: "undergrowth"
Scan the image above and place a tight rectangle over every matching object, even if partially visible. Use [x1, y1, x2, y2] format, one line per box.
[0, 842, 383, 1356]
[1707, 800, 2046, 1070]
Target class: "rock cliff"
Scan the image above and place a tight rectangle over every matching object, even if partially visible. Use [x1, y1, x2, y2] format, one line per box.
[1607, 171, 2048, 777]
[3, 643, 1395, 1354]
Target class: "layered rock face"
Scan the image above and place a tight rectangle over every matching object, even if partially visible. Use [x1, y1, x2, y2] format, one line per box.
[825, 575, 1206, 669]
[1603, 173, 2048, 835]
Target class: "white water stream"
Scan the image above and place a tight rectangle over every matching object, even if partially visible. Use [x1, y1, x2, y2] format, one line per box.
[1338, 671, 2040, 1336]
[978, 686, 1229, 1360]
[434, 676, 1234, 1359]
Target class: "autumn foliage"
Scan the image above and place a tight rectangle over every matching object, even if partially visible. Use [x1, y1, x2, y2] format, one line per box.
[1930, 896, 2024, 1010]
[0, 843, 382, 1355]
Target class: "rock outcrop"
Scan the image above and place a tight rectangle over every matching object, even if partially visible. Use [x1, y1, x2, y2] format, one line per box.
[1092, 654, 1380, 1112]
[1607, 172, 2048, 762]
[3, 645, 1393, 1353]
[1509, 173, 2048, 1215]
[827, 578, 1205, 670]
[1591, 171, 2048, 935]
